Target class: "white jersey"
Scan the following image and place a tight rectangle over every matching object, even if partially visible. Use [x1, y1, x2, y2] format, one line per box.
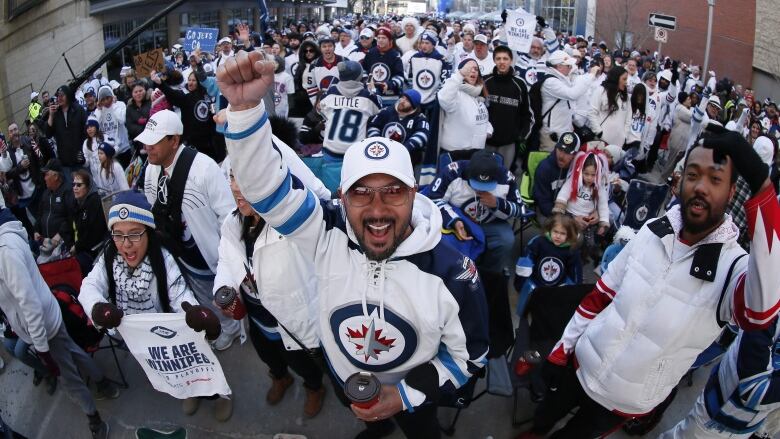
[93, 102, 130, 154]
[303, 57, 343, 105]
[273, 72, 295, 118]
[319, 86, 381, 154]
[285, 53, 300, 79]
[468, 53, 495, 77]
[408, 52, 450, 105]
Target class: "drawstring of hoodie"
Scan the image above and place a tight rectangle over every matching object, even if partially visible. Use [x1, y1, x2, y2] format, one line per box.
[361, 260, 393, 330]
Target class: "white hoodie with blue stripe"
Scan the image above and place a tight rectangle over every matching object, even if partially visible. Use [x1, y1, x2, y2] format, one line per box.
[225, 102, 490, 410]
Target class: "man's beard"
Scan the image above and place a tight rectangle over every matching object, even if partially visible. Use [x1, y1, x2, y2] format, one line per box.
[681, 193, 724, 236]
[354, 213, 412, 261]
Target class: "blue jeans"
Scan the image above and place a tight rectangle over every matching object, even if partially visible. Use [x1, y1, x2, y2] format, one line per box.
[479, 221, 515, 275]
[3, 337, 47, 376]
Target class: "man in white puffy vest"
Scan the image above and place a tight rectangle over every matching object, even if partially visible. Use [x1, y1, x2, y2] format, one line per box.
[518, 128, 780, 438]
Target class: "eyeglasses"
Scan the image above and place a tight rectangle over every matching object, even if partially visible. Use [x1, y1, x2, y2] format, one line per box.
[72, 182, 85, 188]
[346, 185, 412, 207]
[111, 230, 147, 243]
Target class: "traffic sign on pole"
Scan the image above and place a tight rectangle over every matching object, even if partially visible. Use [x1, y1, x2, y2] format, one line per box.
[654, 27, 668, 43]
[648, 13, 677, 30]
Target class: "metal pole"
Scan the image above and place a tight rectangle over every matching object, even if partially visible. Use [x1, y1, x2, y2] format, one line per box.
[67, 0, 189, 92]
[657, 41, 662, 62]
[702, 0, 715, 83]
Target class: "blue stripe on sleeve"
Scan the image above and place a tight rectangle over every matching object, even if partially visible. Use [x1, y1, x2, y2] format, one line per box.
[275, 189, 317, 235]
[224, 111, 269, 140]
[437, 343, 468, 386]
[396, 383, 414, 413]
[252, 171, 292, 214]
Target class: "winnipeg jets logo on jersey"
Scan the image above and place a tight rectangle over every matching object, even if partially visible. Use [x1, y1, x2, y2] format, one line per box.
[330, 304, 418, 371]
[195, 100, 210, 122]
[455, 256, 479, 285]
[461, 199, 491, 222]
[365, 141, 389, 159]
[539, 257, 563, 283]
[371, 63, 390, 82]
[415, 69, 435, 90]
[347, 319, 396, 361]
[320, 75, 339, 91]
[289, 62, 299, 76]
[382, 122, 406, 142]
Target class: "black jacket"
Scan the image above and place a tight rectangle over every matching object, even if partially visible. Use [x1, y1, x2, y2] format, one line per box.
[36, 181, 74, 244]
[71, 191, 108, 255]
[45, 104, 87, 166]
[483, 67, 533, 146]
[158, 83, 217, 159]
[126, 99, 151, 148]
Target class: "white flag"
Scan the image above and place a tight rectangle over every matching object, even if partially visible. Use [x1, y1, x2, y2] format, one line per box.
[118, 313, 231, 399]
[506, 9, 537, 54]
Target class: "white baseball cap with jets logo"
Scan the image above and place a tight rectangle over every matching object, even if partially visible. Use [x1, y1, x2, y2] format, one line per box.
[134, 110, 184, 145]
[340, 137, 415, 192]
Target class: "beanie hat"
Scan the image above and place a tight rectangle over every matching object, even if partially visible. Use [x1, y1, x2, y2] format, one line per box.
[108, 191, 155, 230]
[457, 58, 478, 72]
[420, 30, 438, 45]
[753, 136, 775, 168]
[98, 85, 114, 101]
[98, 140, 116, 158]
[604, 144, 625, 164]
[642, 70, 656, 82]
[86, 118, 100, 130]
[376, 26, 394, 42]
[402, 89, 421, 108]
[338, 61, 363, 82]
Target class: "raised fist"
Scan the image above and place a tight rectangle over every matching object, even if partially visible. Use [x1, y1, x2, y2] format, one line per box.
[216, 50, 275, 112]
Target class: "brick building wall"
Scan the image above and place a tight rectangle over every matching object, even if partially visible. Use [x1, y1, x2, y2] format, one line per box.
[594, 0, 755, 87]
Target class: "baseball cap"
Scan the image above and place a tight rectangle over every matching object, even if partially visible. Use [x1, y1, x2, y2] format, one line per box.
[474, 34, 489, 45]
[360, 28, 374, 39]
[547, 50, 577, 66]
[753, 136, 774, 168]
[134, 110, 184, 145]
[340, 137, 415, 192]
[41, 158, 64, 174]
[218, 37, 232, 45]
[466, 150, 501, 192]
[30, 91, 39, 100]
[708, 95, 722, 110]
[555, 132, 580, 154]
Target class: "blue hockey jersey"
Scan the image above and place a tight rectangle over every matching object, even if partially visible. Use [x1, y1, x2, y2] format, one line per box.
[426, 159, 524, 227]
[362, 47, 405, 96]
[367, 106, 430, 153]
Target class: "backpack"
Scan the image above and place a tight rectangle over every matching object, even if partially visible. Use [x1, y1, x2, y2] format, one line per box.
[51, 284, 102, 353]
[526, 75, 560, 151]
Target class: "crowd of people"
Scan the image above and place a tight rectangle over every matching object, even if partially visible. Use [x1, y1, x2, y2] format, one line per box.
[0, 9, 779, 439]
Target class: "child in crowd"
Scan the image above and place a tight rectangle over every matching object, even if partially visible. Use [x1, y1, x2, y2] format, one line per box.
[514, 213, 582, 315]
[93, 141, 129, 197]
[598, 225, 636, 276]
[82, 118, 103, 180]
[553, 151, 610, 259]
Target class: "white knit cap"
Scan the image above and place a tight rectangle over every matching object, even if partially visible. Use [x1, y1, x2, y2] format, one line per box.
[340, 137, 415, 192]
[753, 136, 775, 168]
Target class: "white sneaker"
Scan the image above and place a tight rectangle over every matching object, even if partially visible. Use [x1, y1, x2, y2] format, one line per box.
[212, 329, 239, 351]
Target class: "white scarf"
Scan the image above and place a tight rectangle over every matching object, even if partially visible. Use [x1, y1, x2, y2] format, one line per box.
[112, 255, 156, 314]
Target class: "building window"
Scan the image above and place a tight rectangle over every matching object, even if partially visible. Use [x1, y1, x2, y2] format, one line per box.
[227, 8, 254, 28]
[6, 0, 43, 20]
[538, 0, 576, 36]
[180, 11, 220, 30]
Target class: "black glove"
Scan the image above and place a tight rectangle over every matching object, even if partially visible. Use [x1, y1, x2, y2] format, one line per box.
[501, 9, 508, 24]
[91, 302, 124, 329]
[194, 66, 207, 83]
[536, 16, 547, 29]
[701, 129, 769, 195]
[182, 301, 222, 341]
[38, 351, 60, 377]
[541, 359, 568, 392]
[594, 131, 603, 139]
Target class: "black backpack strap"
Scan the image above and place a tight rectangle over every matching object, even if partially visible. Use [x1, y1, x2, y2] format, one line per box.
[716, 253, 748, 327]
[104, 243, 118, 306]
[542, 99, 561, 127]
[151, 147, 197, 256]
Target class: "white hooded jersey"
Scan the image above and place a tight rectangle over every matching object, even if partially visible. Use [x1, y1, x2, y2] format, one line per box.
[319, 86, 381, 154]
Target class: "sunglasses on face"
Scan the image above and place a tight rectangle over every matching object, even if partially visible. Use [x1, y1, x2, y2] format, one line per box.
[72, 182, 85, 187]
[346, 184, 412, 207]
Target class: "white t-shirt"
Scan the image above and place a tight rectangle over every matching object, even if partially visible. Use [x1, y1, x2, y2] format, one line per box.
[273, 72, 295, 118]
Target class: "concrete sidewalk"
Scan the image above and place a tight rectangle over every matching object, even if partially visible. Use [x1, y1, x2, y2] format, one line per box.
[0, 334, 713, 439]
